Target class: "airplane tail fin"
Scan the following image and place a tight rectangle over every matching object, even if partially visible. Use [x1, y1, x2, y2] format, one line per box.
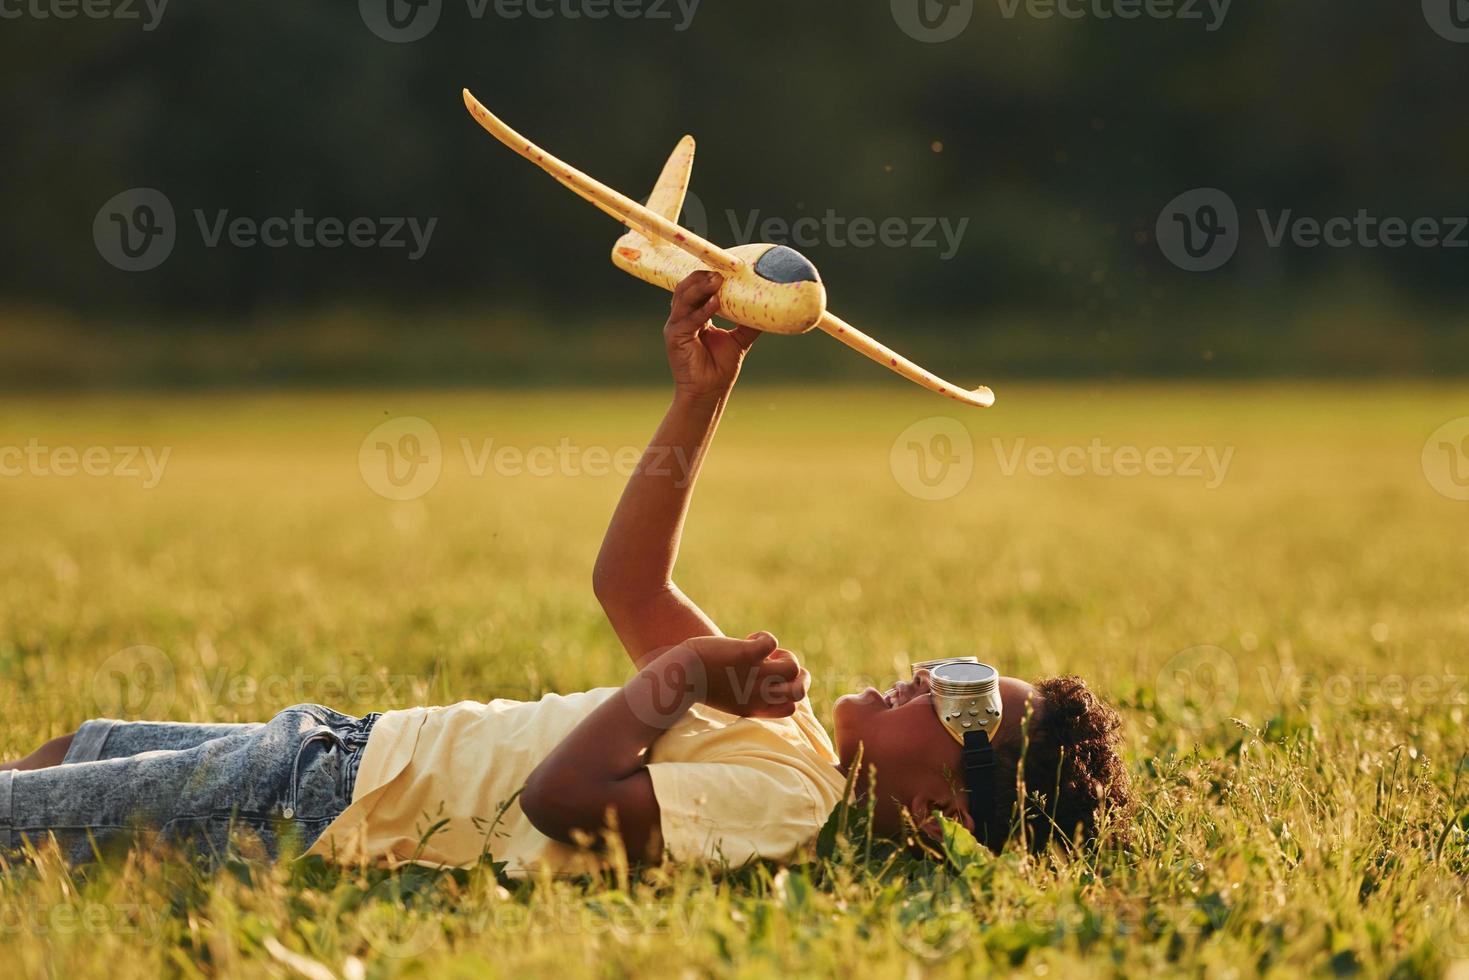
[641, 136, 696, 242]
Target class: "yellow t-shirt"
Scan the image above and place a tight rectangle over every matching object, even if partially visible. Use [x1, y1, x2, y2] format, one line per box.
[307, 689, 848, 875]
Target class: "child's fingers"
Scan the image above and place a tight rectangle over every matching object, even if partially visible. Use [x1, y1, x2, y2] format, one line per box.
[786, 668, 810, 703]
[689, 632, 776, 666]
[743, 630, 779, 653]
[697, 292, 721, 323]
[757, 693, 802, 718]
[761, 649, 800, 682]
[673, 270, 718, 305]
[704, 323, 758, 356]
[729, 324, 761, 351]
[767, 667, 808, 701]
[668, 272, 722, 324]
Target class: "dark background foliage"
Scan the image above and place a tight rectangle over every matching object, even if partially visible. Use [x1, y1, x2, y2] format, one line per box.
[2, 0, 1465, 382]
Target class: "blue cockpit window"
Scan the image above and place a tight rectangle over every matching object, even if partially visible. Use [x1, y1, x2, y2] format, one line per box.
[753, 245, 820, 284]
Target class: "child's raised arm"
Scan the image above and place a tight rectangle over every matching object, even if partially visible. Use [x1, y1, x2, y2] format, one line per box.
[592, 271, 760, 667]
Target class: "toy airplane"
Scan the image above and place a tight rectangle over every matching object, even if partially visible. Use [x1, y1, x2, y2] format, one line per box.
[462, 90, 994, 408]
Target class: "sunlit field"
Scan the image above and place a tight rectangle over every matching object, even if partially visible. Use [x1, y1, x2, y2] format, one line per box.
[1, 383, 1467, 977]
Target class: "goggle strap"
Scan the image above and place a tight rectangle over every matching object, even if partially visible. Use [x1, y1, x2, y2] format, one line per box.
[962, 729, 1002, 851]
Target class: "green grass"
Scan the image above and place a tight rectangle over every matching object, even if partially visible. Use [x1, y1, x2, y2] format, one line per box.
[1, 383, 1467, 977]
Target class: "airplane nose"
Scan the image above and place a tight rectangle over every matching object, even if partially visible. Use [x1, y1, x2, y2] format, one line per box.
[753, 245, 820, 284]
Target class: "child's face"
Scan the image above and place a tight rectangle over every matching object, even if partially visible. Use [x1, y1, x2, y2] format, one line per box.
[832, 672, 1039, 837]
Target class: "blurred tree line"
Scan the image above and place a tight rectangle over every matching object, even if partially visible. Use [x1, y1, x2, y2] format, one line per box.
[1, 0, 1465, 382]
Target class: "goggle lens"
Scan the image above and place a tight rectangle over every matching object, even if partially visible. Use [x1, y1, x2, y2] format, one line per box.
[910, 658, 1002, 744]
[908, 657, 1006, 851]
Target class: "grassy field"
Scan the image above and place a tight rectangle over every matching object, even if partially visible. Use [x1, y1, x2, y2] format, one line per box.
[1, 383, 1467, 978]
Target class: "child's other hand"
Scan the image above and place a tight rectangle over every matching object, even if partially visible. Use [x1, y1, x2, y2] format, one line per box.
[680, 632, 809, 719]
[664, 271, 760, 403]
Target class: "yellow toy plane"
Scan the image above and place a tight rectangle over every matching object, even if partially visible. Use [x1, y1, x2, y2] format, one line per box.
[462, 90, 994, 408]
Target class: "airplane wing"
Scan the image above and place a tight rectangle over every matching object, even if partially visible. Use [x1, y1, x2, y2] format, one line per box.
[463, 90, 743, 275]
[818, 311, 995, 408]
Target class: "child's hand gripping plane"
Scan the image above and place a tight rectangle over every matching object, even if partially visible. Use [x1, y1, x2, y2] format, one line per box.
[462, 90, 995, 408]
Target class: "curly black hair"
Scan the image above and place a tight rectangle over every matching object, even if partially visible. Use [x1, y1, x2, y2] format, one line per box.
[980, 675, 1133, 854]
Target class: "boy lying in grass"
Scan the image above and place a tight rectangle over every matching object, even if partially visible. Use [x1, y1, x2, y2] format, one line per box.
[1, 272, 1131, 873]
